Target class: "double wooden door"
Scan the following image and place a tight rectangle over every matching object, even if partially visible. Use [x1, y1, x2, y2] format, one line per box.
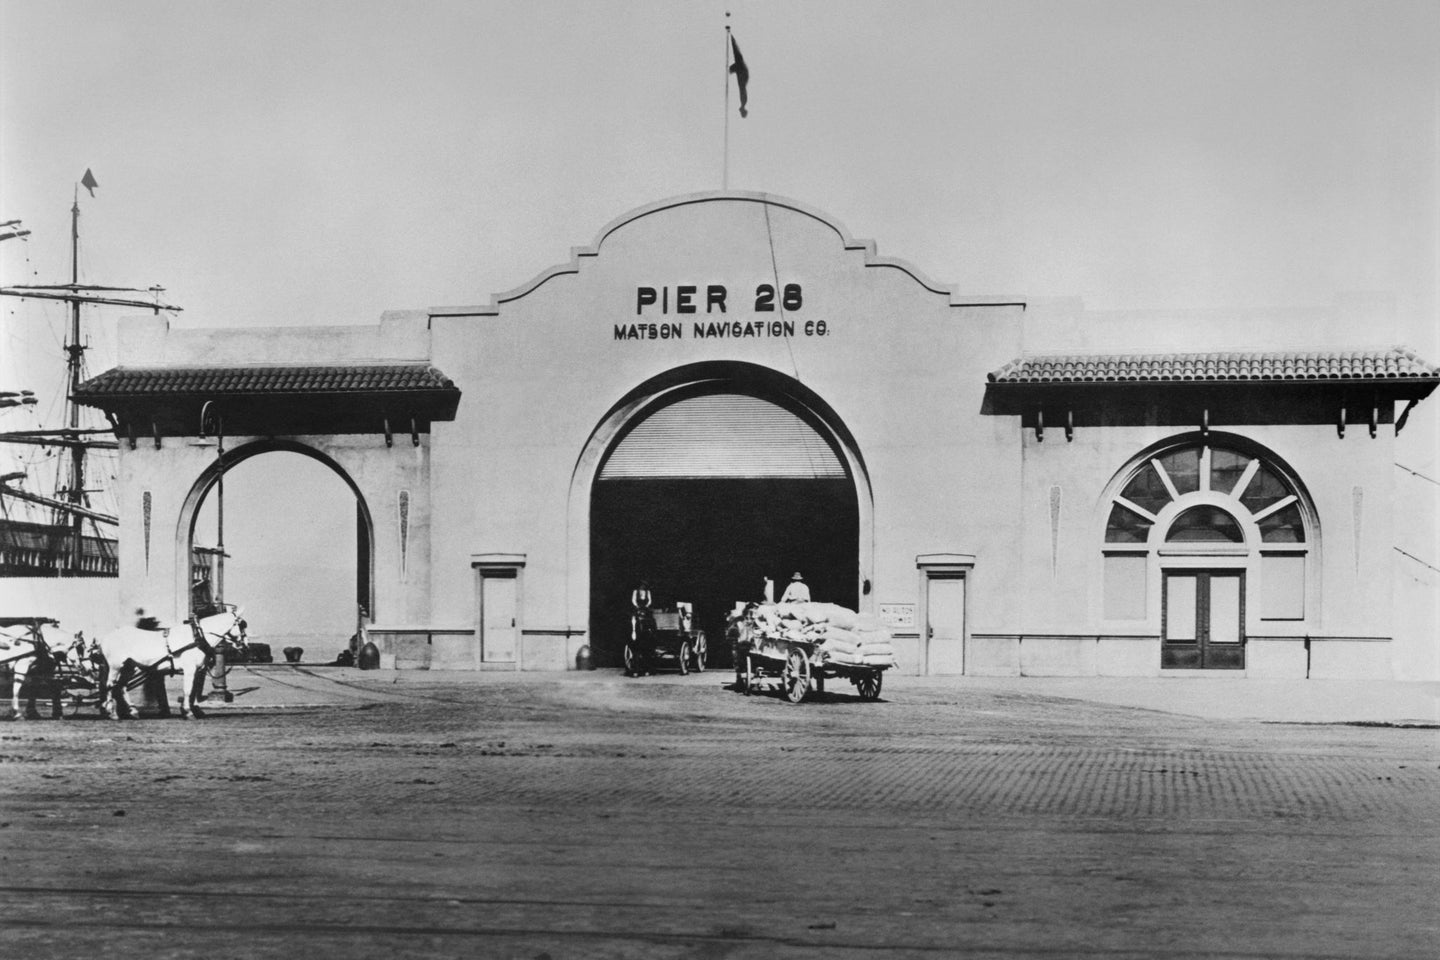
[1162, 570, 1244, 670]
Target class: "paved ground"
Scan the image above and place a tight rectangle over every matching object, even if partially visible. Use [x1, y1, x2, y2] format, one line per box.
[2, 667, 1437, 959]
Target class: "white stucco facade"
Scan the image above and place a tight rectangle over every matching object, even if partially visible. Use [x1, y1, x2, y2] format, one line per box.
[82, 192, 1440, 680]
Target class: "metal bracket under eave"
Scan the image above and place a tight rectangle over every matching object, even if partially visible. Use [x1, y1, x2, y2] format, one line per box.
[1396, 398, 1418, 434]
[1065, 409, 1074, 442]
[1369, 398, 1378, 439]
[1337, 405, 1345, 439]
[1035, 408, 1044, 442]
[410, 419, 420, 447]
[127, 422, 136, 451]
[383, 418, 393, 448]
[1201, 408, 1210, 436]
[152, 420, 162, 450]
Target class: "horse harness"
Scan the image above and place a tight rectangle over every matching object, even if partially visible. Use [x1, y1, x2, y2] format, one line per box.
[0, 634, 52, 669]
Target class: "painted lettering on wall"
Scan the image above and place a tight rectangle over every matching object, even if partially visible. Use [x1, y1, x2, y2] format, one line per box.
[620, 283, 825, 341]
[636, 283, 803, 315]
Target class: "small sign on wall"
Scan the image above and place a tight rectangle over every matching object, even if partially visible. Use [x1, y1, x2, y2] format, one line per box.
[878, 603, 915, 628]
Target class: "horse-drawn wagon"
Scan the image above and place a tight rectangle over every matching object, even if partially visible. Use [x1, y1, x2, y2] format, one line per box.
[625, 602, 708, 676]
[1, 617, 103, 719]
[728, 601, 892, 703]
[1, 608, 248, 720]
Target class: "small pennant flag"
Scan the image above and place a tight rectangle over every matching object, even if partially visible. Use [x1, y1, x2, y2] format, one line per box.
[729, 36, 750, 117]
[81, 169, 99, 196]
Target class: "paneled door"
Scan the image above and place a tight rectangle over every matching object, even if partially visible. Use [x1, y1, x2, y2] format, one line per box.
[480, 571, 518, 663]
[1162, 570, 1244, 669]
[925, 575, 967, 675]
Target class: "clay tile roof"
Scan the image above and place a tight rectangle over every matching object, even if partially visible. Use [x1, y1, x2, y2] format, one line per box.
[986, 347, 1440, 384]
[76, 363, 457, 397]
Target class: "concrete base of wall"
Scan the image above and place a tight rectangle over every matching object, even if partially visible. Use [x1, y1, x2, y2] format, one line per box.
[1096, 637, 1160, 676]
[1310, 639, 1393, 680]
[1020, 636, 1097, 677]
[970, 635, 1162, 677]
[892, 634, 922, 675]
[1246, 639, 1308, 679]
[520, 634, 571, 671]
[431, 634, 475, 669]
[372, 629, 478, 670]
[966, 636, 1020, 676]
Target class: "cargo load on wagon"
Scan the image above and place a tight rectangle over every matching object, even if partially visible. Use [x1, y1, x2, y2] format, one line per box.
[728, 600, 893, 703]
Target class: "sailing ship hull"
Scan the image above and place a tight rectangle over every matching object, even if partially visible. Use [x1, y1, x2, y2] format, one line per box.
[0, 518, 118, 577]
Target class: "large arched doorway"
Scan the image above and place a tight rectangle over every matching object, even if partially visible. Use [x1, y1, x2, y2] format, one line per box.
[582, 365, 869, 668]
[179, 439, 374, 661]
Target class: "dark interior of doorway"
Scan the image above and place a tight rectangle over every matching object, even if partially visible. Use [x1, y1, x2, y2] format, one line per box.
[590, 478, 858, 669]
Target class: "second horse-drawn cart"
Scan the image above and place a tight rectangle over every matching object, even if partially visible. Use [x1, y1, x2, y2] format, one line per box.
[625, 602, 708, 676]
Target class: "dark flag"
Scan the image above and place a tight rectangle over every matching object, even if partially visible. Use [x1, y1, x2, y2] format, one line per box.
[729, 36, 750, 117]
[81, 169, 98, 196]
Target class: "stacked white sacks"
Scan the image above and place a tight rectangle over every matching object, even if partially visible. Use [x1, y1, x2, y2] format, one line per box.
[749, 601, 896, 667]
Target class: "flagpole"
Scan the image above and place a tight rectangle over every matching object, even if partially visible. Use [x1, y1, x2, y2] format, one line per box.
[723, 22, 732, 191]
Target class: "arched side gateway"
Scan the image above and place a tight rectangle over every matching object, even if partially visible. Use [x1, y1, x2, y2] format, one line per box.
[74, 359, 460, 631]
[175, 438, 379, 622]
[567, 362, 874, 667]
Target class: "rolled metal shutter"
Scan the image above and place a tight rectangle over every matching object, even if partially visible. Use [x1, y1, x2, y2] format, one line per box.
[598, 393, 846, 479]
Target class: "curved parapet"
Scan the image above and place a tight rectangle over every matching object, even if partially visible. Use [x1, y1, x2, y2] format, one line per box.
[430, 190, 1015, 317]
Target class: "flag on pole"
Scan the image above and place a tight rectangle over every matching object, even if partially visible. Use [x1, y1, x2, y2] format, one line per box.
[729, 36, 750, 117]
[81, 169, 98, 196]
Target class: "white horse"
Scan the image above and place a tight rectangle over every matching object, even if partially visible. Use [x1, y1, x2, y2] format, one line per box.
[97, 608, 247, 720]
[0, 621, 75, 720]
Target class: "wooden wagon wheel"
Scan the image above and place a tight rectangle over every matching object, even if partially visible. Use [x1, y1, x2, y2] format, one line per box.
[677, 641, 691, 676]
[742, 651, 754, 696]
[781, 648, 810, 704]
[856, 670, 883, 701]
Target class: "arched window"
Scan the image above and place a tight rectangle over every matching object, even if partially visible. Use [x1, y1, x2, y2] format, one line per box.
[1165, 506, 1244, 543]
[1102, 440, 1312, 628]
[1106, 446, 1307, 544]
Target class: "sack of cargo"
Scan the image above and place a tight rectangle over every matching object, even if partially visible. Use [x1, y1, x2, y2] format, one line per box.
[820, 636, 860, 656]
[822, 625, 862, 646]
[799, 603, 857, 628]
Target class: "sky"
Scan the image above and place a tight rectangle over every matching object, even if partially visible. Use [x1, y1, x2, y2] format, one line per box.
[2, 0, 1437, 639]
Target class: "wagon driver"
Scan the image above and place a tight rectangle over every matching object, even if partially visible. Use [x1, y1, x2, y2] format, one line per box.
[780, 571, 811, 604]
[630, 579, 654, 643]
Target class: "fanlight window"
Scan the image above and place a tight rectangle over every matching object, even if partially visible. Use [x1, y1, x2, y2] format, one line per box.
[1105, 445, 1306, 544]
[1103, 440, 1311, 624]
[1165, 506, 1243, 543]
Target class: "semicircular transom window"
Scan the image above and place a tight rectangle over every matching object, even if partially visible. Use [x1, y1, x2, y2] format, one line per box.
[1105, 444, 1306, 544]
[1165, 505, 1244, 542]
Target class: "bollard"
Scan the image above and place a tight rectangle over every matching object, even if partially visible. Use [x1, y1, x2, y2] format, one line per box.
[358, 641, 380, 670]
[575, 644, 593, 671]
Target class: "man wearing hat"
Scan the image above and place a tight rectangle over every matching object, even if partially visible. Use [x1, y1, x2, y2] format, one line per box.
[780, 571, 811, 604]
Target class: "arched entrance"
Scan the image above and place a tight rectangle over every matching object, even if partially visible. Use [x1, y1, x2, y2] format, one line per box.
[574, 363, 872, 668]
[177, 438, 375, 652]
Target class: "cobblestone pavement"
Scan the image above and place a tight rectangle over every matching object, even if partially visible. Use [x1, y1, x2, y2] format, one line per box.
[2, 668, 1437, 959]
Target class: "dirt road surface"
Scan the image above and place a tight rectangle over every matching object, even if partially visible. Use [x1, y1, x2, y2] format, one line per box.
[2, 668, 1437, 959]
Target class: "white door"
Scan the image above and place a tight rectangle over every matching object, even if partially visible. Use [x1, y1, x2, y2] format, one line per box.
[481, 574, 517, 662]
[926, 576, 966, 675]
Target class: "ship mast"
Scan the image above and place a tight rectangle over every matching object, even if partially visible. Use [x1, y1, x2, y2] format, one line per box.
[0, 178, 182, 575]
[64, 189, 86, 572]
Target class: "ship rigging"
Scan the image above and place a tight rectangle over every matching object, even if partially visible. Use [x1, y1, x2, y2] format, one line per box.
[0, 174, 181, 576]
